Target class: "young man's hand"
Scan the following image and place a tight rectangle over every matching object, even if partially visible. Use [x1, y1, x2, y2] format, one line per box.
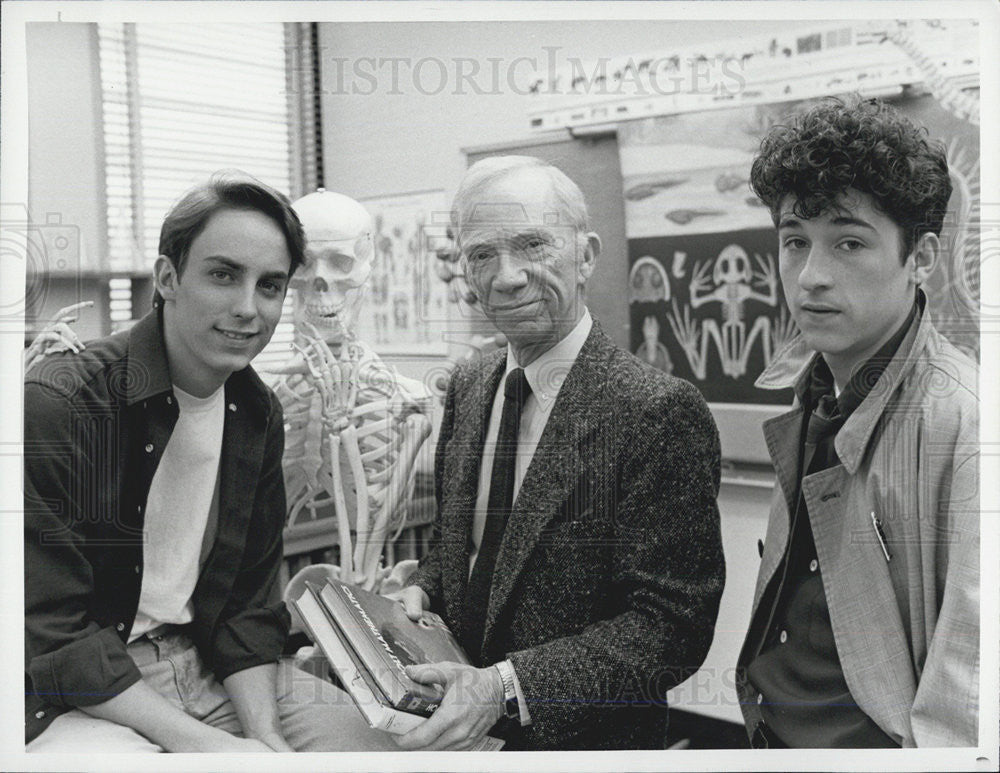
[392, 661, 503, 751]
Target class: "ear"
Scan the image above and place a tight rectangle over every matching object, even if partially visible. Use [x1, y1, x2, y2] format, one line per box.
[153, 255, 180, 303]
[578, 231, 601, 283]
[910, 232, 939, 287]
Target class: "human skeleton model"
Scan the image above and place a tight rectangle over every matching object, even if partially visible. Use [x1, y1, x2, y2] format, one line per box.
[267, 190, 432, 591]
[24, 192, 433, 593]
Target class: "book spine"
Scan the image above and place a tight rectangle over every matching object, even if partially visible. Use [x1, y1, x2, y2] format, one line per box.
[323, 583, 440, 715]
[292, 589, 426, 735]
[290, 592, 503, 748]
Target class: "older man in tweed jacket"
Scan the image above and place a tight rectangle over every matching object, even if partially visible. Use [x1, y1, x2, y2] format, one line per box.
[388, 156, 725, 751]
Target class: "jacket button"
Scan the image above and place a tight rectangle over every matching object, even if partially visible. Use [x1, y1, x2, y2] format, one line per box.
[809, 559, 818, 573]
[134, 565, 140, 574]
[756, 693, 763, 705]
[166, 395, 172, 405]
[779, 630, 788, 644]
[228, 403, 237, 412]
[145, 443, 154, 453]
[35, 710, 46, 719]
[116, 622, 125, 632]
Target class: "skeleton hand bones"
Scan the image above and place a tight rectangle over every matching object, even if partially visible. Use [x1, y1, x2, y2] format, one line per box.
[271, 327, 432, 590]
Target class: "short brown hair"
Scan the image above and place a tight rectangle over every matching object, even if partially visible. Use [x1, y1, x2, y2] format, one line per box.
[152, 171, 305, 307]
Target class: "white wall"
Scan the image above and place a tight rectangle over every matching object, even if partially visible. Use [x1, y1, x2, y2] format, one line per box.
[25, 22, 109, 340]
[319, 19, 821, 201]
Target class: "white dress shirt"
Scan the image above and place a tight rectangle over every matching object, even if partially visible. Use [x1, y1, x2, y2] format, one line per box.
[467, 309, 593, 725]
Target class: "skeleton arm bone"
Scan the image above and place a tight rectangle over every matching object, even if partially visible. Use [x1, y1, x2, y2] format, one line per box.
[359, 412, 432, 588]
[328, 434, 354, 580]
[339, 424, 369, 585]
[688, 260, 719, 309]
[748, 252, 779, 306]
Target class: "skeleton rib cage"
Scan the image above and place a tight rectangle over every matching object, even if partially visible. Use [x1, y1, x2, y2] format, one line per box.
[271, 333, 432, 590]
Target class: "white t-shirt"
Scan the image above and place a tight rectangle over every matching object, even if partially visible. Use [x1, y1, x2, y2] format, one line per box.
[129, 385, 225, 641]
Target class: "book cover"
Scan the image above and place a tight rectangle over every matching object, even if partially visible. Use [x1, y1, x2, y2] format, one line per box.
[292, 586, 426, 734]
[293, 583, 505, 751]
[319, 580, 471, 714]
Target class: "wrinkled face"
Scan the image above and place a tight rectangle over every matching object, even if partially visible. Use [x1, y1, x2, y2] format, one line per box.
[290, 233, 373, 345]
[459, 168, 596, 363]
[777, 189, 919, 380]
[714, 245, 751, 285]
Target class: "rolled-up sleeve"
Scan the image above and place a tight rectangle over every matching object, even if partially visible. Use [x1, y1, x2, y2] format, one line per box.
[24, 381, 142, 706]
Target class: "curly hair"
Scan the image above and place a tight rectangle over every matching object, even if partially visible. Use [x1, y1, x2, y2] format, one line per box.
[749, 96, 952, 260]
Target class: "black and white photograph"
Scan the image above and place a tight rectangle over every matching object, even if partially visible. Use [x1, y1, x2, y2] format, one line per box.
[1, 1, 997, 770]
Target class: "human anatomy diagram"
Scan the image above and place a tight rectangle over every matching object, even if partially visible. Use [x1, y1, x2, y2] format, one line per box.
[665, 244, 791, 380]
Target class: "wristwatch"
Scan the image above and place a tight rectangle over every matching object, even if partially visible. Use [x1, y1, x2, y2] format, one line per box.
[494, 659, 520, 721]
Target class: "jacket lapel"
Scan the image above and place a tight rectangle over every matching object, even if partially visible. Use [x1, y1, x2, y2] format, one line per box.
[803, 466, 915, 743]
[753, 408, 802, 611]
[482, 326, 613, 649]
[440, 353, 506, 628]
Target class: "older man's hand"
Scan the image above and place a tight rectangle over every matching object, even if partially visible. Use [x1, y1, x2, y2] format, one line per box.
[392, 661, 504, 751]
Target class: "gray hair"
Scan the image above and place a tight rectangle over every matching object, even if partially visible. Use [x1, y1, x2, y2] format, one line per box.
[451, 156, 591, 241]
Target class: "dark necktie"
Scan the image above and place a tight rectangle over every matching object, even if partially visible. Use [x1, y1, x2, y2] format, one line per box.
[461, 367, 531, 661]
[804, 392, 843, 474]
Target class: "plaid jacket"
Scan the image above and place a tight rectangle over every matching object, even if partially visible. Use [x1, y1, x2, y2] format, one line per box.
[409, 322, 725, 750]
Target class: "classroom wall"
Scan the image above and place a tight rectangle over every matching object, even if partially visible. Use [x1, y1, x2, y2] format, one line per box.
[318, 19, 820, 200]
[25, 22, 109, 340]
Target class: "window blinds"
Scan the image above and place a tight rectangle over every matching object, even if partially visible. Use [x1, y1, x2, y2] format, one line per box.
[97, 22, 307, 371]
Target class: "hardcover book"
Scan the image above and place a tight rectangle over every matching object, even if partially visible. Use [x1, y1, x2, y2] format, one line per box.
[292, 581, 504, 751]
[317, 579, 471, 715]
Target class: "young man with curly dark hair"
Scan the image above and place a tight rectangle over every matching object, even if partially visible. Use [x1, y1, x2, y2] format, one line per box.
[736, 97, 979, 748]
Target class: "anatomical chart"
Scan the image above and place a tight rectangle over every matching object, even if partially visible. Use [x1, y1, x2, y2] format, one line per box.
[620, 104, 794, 405]
[357, 189, 451, 354]
[619, 91, 980, 405]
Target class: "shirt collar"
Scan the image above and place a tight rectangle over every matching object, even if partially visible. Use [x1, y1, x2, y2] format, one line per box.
[125, 307, 270, 420]
[757, 289, 928, 399]
[807, 299, 919, 421]
[505, 309, 593, 412]
[124, 308, 174, 405]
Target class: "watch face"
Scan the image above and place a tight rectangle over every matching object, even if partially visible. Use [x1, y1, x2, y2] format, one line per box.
[504, 696, 520, 720]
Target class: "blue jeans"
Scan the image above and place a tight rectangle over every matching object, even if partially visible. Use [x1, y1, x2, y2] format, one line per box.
[27, 627, 398, 752]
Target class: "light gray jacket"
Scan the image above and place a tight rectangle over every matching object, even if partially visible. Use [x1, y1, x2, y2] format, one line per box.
[738, 300, 979, 747]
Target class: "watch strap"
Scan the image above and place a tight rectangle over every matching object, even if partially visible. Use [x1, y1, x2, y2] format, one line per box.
[494, 660, 519, 721]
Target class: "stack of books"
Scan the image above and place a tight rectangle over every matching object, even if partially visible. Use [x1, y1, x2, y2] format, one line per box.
[292, 579, 505, 750]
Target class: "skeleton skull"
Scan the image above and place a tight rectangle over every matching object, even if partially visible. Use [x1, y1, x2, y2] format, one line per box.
[291, 190, 375, 347]
[713, 244, 752, 286]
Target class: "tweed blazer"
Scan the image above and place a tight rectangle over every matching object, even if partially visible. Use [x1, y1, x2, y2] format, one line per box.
[737, 301, 980, 747]
[408, 322, 725, 750]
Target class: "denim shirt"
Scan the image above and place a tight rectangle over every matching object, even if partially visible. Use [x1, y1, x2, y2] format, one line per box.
[24, 309, 291, 743]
